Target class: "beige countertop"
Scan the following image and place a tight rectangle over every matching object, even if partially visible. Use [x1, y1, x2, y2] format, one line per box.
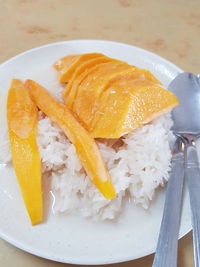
[0, 0, 199, 266]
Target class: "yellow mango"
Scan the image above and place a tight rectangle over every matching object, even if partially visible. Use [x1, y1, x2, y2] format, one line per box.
[54, 53, 175, 139]
[73, 63, 161, 130]
[91, 80, 179, 138]
[63, 56, 114, 108]
[7, 79, 42, 225]
[26, 80, 116, 199]
[56, 53, 104, 83]
[73, 61, 134, 127]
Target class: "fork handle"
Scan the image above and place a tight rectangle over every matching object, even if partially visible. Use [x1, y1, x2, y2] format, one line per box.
[186, 145, 200, 267]
[152, 144, 184, 267]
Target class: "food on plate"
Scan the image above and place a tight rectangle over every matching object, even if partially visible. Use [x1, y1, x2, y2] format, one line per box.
[55, 53, 105, 83]
[55, 53, 178, 138]
[7, 79, 42, 225]
[25, 79, 116, 199]
[90, 80, 178, 138]
[0, 52, 179, 223]
[62, 56, 115, 108]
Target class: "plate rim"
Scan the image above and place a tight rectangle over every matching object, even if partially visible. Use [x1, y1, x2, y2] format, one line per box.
[0, 39, 189, 265]
[0, 39, 183, 73]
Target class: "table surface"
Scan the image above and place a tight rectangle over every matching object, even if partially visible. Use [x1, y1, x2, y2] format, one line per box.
[0, 0, 199, 266]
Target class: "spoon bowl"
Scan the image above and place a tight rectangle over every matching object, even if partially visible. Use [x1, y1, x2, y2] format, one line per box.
[169, 73, 200, 135]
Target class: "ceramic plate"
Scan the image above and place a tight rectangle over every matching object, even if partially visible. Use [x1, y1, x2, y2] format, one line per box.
[0, 40, 192, 265]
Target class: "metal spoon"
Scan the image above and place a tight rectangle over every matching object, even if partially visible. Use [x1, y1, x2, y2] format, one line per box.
[153, 72, 200, 267]
[170, 72, 200, 267]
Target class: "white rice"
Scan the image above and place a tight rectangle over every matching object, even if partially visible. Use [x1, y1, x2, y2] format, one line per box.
[39, 113, 173, 220]
[0, 94, 174, 221]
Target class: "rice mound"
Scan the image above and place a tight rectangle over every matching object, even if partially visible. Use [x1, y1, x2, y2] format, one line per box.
[37, 112, 173, 220]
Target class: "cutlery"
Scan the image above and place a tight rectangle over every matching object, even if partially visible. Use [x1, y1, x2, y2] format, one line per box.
[170, 72, 200, 267]
[153, 72, 200, 267]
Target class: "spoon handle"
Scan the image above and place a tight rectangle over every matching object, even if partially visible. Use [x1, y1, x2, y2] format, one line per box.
[152, 138, 185, 267]
[186, 144, 200, 267]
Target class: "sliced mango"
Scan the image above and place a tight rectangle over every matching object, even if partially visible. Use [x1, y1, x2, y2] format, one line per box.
[73, 62, 136, 128]
[63, 56, 115, 108]
[56, 53, 104, 83]
[72, 62, 161, 130]
[26, 79, 116, 199]
[7, 79, 42, 225]
[91, 80, 179, 138]
[54, 53, 177, 139]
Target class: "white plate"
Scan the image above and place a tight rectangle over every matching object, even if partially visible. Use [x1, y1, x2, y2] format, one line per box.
[0, 40, 192, 265]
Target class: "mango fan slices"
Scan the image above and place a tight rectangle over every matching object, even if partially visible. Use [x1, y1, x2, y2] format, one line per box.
[7, 79, 42, 225]
[55, 53, 178, 138]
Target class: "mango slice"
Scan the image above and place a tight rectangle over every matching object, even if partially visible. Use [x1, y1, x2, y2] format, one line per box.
[63, 56, 115, 108]
[55, 53, 104, 83]
[26, 80, 116, 199]
[73, 62, 136, 128]
[91, 80, 179, 138]
[7, 79, 42, 225]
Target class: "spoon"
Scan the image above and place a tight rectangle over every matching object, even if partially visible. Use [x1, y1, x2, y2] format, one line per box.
[153, 72, 200, 267]
[170, 72, 200, 267]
